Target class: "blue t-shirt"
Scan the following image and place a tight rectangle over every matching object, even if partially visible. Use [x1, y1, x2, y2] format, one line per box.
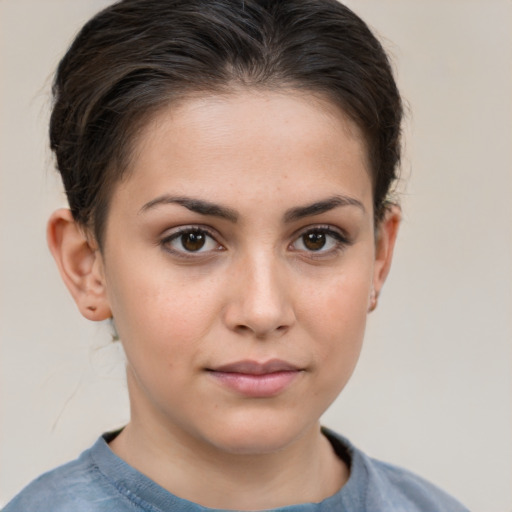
[4, 429, 468, 511]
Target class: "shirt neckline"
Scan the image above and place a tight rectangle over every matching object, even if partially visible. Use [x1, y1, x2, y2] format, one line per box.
[86, 428, 366, 512]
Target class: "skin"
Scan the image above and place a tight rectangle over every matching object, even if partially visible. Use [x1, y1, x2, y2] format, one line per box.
[48, 90, 400, 510]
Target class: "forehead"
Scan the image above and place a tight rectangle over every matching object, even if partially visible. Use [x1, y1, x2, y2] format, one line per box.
[115, 90, 373, 215]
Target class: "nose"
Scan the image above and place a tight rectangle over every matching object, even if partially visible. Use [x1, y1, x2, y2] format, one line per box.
[223, 253, 295, 338]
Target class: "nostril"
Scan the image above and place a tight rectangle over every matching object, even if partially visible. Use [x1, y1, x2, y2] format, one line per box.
[222, 280, 295, 337]
[232, 323, 289, 338]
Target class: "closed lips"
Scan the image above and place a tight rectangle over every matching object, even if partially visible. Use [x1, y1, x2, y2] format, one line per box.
[207, 359, 302, 375]
[206, 360, 304, 397]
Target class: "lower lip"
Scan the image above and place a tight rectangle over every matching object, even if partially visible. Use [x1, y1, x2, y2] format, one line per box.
[209, 371, 301, 397]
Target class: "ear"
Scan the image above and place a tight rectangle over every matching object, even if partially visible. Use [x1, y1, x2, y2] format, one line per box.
[47, 209, 112, 321]
[369, 204, 401, 312]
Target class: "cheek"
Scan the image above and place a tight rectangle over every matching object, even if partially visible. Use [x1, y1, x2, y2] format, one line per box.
[106, 261, 225, 358]
[298, 267, 371, 365]
[309, 284, 368, 406]
[301, 262, 371, 322]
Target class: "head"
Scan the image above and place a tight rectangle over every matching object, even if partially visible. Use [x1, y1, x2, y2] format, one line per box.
[50, 0, 402, 248]
[47, 0, 402, 457]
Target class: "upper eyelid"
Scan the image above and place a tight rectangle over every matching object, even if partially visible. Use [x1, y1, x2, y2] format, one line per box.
[161, 225, 220, 241]
[291, 224, 350, 241]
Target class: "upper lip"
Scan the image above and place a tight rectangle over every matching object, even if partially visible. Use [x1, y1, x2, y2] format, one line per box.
[209, 359, 301, 375]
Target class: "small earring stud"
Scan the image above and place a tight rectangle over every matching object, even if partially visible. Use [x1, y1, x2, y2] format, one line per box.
[368, 289, 378, 312]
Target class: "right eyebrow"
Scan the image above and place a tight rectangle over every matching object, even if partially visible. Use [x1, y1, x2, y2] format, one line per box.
[138, 195, 239, 223]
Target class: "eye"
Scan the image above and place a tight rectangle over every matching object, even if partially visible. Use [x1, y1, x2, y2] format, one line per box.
[162, 227, 221, 255]
[291, 227, 349, 254]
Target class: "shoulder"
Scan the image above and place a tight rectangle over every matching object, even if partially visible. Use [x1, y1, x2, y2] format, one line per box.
[2, 438, 133, 512]
[323, 428, 470, 512]
[363, 455, 469, 511]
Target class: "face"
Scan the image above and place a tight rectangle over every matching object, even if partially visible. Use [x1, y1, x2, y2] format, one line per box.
[95, 90, 393, 455]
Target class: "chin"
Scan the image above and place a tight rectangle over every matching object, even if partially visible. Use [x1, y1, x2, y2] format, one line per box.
[196, 410, 318, 456]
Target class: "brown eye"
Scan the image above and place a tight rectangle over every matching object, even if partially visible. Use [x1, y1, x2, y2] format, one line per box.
[302, 231, 326, 251]
[291, 227, 348, 254]
[181, 231, 206, 251]
[163, 228, 220, 255]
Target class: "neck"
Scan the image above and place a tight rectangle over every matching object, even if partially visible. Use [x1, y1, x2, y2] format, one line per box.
[110, 417, 348, 510]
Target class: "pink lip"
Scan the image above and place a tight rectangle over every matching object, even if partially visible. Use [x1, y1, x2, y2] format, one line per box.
[207, 359, 303, 397]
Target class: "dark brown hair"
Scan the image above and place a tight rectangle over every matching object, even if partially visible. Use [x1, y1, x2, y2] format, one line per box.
[50, 0, 403, 247]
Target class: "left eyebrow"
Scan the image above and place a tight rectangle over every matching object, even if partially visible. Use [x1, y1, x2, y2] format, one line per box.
[139, 195, 239, 222]
[283, 195, 365, 223]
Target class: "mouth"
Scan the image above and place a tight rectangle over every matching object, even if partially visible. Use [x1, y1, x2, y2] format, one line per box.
[206, 359, 304, 398]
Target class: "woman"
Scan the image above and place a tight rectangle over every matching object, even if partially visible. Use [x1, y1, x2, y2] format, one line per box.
[4, 1, 469, 510]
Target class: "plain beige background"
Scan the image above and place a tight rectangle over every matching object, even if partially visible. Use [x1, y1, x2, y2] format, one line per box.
[1, 1, 511, 510]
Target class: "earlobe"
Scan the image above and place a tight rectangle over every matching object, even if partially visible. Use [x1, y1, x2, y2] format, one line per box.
[369, 204, 401, 312]
[47, 209, 112, 321]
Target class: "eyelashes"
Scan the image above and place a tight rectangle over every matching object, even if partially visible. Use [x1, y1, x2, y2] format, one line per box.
[160, 225, 352, 260]
[290, 227, 350, 254]
[161, 227, 223, 257]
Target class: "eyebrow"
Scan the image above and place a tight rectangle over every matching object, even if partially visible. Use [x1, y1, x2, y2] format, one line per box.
[139, 193, 365, 223]
[283, 195, 366, 222]
[139, 195, 239, 222]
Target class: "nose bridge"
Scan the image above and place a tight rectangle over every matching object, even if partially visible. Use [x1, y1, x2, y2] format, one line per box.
[225, 247, 294, 337]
